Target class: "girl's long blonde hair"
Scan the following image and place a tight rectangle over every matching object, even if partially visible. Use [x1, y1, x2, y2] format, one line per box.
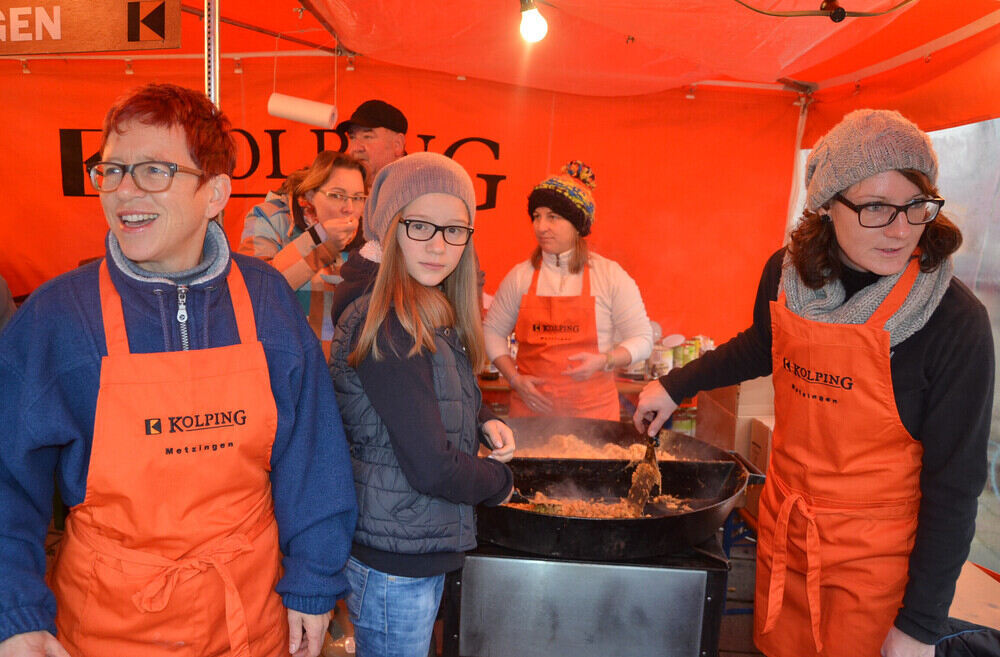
[349, 213, 486, 371]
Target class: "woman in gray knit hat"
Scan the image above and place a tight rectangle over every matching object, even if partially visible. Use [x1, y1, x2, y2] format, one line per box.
[634, 110, 993, 657]
[328, 152, 515, 657]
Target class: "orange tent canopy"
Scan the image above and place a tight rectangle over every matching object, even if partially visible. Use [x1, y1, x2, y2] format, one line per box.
[2, 0, 998, 341]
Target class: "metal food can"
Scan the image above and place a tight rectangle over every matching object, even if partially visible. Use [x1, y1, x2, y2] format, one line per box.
[648, 345, 674, 377]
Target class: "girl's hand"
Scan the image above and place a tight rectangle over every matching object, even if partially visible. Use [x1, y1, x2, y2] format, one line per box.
[562, 352, 606, 381]
[511, 374, 553, 414]
[482, 419, 515, 462]
[880, 626, 933, 657]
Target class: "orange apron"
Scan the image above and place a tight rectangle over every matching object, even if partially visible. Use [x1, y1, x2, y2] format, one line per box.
[510, 265, 619, 421]
[48, 260, 287, 657]
[754, 256, 924, 657]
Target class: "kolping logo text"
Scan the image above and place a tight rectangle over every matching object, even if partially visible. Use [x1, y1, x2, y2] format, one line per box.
[782, 358, 854, 390]
[144, 409, 247, 435]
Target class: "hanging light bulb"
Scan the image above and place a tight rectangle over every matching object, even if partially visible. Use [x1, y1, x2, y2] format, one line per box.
[520, 0, 548, 43]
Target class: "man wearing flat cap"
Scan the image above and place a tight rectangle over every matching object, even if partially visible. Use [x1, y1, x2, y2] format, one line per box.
[337, 99, 407, 177]
[330, 100, 409, 325]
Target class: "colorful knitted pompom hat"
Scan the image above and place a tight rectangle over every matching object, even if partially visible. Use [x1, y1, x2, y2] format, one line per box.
[527, 160, 597, 236]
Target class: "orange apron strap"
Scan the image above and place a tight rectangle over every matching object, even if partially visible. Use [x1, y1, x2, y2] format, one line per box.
[225, 261, 259, 345]
[581, 264, 591, 296]
[762, 494, 795, 634]
[761, 493, 825, 652]
[803, 509, 823, 652]
[99, 261, 131, 357]
[526, 266, 542, 297]
[866, 255, 921, 328]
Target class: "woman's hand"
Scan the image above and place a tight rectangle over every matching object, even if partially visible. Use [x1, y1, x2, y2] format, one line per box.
[880, 626, 933, 657]
[0, 631, 70, 657]
[511, 373, 553, 415]
[482, 419, 516, 462]
[287, 609, 331, 657]
[562, 352, 607, 381]
[319, 215, 359, 251]
[633, 380, 678, 437]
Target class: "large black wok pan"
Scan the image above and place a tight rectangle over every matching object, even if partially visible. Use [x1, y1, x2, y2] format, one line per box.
[476, 416, 764, 561]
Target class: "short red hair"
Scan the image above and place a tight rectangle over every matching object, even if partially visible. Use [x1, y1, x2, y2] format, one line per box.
[100, 83, 236, 180]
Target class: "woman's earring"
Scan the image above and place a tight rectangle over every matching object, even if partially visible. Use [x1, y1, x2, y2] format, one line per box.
[820, 214, 832, 223]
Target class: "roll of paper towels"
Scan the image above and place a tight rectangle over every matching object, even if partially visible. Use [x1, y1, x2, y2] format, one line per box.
[266, 93, 338, 128]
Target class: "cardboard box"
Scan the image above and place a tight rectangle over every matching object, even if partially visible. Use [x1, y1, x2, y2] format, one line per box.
[694, 376, 774, 457]
[749, 415, 775, 473]
[949, 561, 1000, 629]
[744, 416, 774, 519]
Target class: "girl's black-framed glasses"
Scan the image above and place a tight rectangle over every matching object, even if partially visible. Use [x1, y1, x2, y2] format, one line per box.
[400, 219, 474, 246]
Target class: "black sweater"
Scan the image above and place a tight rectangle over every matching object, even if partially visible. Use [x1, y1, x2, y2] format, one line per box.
[350, 312, 513, 577]
[661, 249, 994, 644]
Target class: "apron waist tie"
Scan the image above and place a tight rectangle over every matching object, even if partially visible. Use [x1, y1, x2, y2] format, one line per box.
[69, 509, 273, 657]
[760, 491, 824, 652]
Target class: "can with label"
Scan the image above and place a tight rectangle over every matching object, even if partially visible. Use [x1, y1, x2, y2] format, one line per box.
[648, 345, 674, 378]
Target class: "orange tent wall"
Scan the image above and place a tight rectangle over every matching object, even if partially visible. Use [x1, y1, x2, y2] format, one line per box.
[0, 55, 799, 343]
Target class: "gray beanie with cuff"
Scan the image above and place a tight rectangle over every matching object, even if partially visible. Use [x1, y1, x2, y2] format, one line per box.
[363, 152, 477, 243]
[805, 109, 938, 212]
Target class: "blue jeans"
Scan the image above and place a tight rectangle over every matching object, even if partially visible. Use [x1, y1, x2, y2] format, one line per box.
[344, 556, 445, 657]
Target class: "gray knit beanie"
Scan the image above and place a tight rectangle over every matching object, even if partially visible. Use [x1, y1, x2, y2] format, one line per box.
[363, 152, 477, 243]
[805, 109, 938, 212]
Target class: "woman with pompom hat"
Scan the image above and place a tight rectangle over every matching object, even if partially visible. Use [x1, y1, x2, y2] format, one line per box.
[484, 160, 653, 421]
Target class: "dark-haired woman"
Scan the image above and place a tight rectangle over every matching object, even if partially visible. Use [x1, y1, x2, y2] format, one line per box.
[240, 150, 366, 358]
[635, 110, 993, 657]
[484, 161, 652, 420]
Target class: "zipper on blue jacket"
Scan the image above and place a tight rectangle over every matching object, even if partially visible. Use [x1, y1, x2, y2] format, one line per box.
[176, 285, 190, 351]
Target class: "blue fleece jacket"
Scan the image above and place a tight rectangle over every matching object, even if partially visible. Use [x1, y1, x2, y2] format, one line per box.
[0, 226, 358, 642]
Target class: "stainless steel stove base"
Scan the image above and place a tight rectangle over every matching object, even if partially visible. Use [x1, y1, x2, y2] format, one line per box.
[450, 550, 727, 657]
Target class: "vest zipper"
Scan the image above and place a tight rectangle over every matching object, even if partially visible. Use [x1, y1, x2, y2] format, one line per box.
[176, 285, 190, 351]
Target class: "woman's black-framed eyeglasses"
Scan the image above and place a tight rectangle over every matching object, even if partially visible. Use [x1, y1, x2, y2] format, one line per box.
[89, 161, 205, 193]
[400, 219, 474, 246]
[833, 193, 944, 228]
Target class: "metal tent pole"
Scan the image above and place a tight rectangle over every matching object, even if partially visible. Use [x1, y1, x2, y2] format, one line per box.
[204, 0, 220, 105]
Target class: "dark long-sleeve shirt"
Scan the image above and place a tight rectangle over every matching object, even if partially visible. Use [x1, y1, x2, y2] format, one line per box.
[351, 312, 513, 576]
[661, 248, 994, 644]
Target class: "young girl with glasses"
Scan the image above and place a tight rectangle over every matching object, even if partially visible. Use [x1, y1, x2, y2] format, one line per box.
[329, 152, 514, 657]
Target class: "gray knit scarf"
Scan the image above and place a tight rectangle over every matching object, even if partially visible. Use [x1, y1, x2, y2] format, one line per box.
[779, 252, 953, 347]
